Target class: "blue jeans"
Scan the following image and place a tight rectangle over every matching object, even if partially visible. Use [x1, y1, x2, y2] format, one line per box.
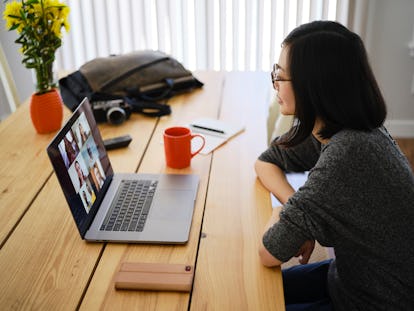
[282, 259, 333, 311]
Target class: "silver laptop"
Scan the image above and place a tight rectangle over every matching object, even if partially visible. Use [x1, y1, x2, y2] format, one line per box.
[47, 97, 198, 244]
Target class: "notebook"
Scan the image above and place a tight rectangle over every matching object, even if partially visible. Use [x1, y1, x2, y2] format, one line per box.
[47, 97, 199, 244]
[189, 118, 245, 154]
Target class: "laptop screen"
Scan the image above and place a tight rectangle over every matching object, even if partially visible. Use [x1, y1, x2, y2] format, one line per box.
[47, 98, 113, 237]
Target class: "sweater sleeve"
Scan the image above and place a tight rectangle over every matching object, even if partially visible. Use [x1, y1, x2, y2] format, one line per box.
[262, 138, 348, 262]
[258, 133, 321, 172]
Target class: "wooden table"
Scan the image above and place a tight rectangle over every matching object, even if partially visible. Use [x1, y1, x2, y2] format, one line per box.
[0, 71, 284, 310]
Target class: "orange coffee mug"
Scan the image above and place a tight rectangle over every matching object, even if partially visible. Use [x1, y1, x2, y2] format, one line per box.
[163, 127, 206, 168]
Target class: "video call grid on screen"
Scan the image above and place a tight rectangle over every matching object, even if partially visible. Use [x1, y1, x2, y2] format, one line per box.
[57, 111, 108, 213]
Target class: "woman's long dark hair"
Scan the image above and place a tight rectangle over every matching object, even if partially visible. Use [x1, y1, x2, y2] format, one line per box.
[278, 21, 386, 147]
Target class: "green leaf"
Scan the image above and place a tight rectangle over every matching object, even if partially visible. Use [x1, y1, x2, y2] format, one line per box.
[26, 0, 39, 5]
[6, 14, 21, 19]
[9, 24, 20, 31]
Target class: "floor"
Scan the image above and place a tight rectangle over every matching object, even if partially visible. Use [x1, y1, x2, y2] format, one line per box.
[395, 138, 414, 171]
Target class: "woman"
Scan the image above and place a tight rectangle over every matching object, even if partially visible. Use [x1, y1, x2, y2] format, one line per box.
[255, 21, 414, 310]
[74, 160, 87, 187]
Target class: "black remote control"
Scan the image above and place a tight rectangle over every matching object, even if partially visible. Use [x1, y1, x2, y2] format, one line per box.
[103, 135, 132, 150]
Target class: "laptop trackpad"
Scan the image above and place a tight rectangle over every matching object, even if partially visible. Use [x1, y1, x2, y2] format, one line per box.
[151, 190, 194, 220]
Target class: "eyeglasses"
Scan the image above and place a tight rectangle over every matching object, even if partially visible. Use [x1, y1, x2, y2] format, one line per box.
[271, 63, 292, 85]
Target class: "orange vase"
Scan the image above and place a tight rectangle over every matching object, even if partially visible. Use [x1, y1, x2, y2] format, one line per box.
[30, 88, 64, 134]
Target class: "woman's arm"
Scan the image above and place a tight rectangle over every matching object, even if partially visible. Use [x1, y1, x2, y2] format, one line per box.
[254, 159, 295, 204]
[259, 206, 284, 267]
[256, 160, 316, 267]
[259, 206, 316, 267]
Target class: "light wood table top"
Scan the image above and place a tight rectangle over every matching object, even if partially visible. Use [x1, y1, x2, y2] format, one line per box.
[0, 71, 284, 310]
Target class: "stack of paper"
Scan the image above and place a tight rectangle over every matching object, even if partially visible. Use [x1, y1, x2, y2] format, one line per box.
[271, 172, 309, 207]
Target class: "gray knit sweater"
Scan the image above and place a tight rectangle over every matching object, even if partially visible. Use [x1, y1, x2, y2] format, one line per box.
[259, 127, 414, 310]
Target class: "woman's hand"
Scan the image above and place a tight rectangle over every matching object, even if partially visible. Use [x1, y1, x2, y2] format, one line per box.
[295, 240, 315, 264]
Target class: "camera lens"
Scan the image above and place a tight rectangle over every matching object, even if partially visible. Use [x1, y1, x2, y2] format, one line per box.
[106, 107, 126, 125]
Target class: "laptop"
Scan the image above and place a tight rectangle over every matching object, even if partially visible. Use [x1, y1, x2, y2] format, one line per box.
[47, 97, 199, 244]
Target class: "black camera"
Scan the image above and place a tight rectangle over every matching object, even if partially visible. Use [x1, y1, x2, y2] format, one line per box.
[91, 99, 132, 125]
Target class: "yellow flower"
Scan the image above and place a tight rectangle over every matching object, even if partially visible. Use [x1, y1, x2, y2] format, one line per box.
[46, 0, 60, 7]
[2, 0, 70, 94]
[61, 6, 70, 32]
[3, 1, 23, 32]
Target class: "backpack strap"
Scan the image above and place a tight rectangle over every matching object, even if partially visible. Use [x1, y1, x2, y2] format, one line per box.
[124, 97, 171, 117]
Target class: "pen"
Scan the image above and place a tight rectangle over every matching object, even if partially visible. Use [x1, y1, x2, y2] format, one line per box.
[190, 124, 225, 134]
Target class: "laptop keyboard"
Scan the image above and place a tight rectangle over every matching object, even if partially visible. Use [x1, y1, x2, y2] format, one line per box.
[100, 179, 158, 232]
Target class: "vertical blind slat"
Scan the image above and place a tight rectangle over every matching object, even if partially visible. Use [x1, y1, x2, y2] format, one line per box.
[245, 0, 254, 70]
[256, 0, 264, 70]
[208, 0, 217, 70]
[232, 0, 239, 70]
[283, 0, 289, 37]
[118, 0, 132, 53]
[219, 0, 226, 70]
[86, 0, 96, 60]
[169, 0, 182, 60]
[338, 0, 348, 26]
[107, 0, 116, 52]
[238, 0, 246, 70]
[95, 0, 109, 56]
[352, 0, 368, 40]
[67, 0, 83, 68]
[296, 0, 303, 26]
[269, 0, 277, 66]
[322, 0, 329, 19]
[130, 0, 141, 49]
[194, 0, 206, 69]
[155, 0, 164, 52]
[143, 0, 155, 49]
[180, 0, 189, 67]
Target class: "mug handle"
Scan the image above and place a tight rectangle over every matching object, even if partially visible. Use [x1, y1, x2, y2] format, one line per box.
[190, 134, 206, 157]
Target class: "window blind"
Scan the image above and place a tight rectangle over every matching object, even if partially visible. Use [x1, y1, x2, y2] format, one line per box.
[57, 0, 362, 72]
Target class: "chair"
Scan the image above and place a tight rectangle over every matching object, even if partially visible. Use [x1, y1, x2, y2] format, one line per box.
[267, 92, 294, 144]
[0, 41, 20, 116]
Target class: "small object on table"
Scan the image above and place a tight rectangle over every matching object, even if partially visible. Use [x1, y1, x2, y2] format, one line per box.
[103, 135, 132, 150]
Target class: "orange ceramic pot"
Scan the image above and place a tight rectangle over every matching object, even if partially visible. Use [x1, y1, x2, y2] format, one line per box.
[30, 88, 63, 134]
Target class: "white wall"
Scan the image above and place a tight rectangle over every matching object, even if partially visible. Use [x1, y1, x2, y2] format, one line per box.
[366, 0, 414, 137]
[0, 75, 12, 120]
[0, 0, 35, 120]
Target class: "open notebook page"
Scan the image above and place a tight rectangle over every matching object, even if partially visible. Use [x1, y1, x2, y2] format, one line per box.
[189, 118, 245, 155]
[271, 172, 309, 207]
